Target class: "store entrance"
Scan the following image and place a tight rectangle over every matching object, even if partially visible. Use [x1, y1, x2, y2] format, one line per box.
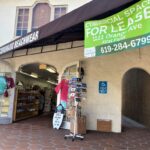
[122, 68, 150, 129]
[13, 63, 58, 122]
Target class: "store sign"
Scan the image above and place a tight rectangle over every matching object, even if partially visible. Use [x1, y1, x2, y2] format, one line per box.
[0, 30, 39, 55]
[84, 0, 150, 57]
[99, 81, 107, 94]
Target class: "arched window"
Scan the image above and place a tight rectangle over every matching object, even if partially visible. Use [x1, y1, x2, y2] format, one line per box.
[32, 3, 51, 31]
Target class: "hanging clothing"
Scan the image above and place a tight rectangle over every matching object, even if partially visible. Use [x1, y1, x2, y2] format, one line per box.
[0, 76, 7, 95]
[5, 77, 15, 89]
[55, 79, 69, 102]
[4, 90, 8, 97]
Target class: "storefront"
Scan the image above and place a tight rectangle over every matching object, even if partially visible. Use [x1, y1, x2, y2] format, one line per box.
[13, 62, 58, 121]
[0, 0, 150, 133]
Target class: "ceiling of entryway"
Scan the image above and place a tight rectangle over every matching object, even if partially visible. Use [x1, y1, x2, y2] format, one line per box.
[18, 63, 58, 82]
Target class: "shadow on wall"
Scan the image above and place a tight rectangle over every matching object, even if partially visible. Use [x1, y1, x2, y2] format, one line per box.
[122, 68, 150, 128]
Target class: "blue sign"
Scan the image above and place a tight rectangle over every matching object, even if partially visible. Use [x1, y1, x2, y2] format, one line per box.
[99, 81, 107, 94]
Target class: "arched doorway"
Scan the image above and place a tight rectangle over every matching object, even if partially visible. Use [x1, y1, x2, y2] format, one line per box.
[14, 62, 58, 121]
[122, 68, 150, 128]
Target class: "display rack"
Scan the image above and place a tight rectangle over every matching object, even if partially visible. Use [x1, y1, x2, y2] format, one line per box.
[13, 89, 40, 121]
[64, 78, 87, 141]
[64, 102, 84, 141]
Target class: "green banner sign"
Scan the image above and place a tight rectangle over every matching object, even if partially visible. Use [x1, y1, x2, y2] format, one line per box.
[84, 0, 150, 57]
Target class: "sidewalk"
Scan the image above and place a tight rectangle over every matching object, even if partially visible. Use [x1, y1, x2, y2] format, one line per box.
[0, 115, 149, 150]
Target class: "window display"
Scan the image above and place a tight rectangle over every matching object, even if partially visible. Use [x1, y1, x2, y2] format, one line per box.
[0, 73, 15, 119]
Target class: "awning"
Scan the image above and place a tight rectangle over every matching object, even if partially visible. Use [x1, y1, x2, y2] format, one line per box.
[0, 0, 139, 55]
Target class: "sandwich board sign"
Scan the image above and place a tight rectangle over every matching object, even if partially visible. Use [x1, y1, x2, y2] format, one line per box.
[53, 112, 64, 129]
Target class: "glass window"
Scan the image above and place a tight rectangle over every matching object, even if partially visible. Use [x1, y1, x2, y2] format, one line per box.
[32, 3, 51, 31]
[15, 8, 29, 36]
[54, 7, 67, 19]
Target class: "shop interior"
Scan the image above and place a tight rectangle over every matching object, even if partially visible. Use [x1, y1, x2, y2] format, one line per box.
[13, 63, 58, 122]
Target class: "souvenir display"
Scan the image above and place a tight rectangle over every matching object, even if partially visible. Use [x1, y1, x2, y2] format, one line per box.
[64, 77, 87, 141]
[68, 78, 87, 106]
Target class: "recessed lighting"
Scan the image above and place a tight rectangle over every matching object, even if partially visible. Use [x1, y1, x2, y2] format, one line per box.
[30, 73, 38, 78]
[47, 80, 57, 85]
[39, 64, 47, 70]
[46, 67, 56, 73]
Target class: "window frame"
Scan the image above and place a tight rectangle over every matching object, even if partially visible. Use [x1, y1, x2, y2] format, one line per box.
[31, 3, 51, 31]
[54, 5, 68, 20]
[14, 6, 32, 38]
[14, 4, 68, 38]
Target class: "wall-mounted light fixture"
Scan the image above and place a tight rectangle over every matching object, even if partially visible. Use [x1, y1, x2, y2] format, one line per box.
[39, 64, 56, 73]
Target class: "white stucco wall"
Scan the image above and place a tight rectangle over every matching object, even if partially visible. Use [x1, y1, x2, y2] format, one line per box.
[0, 0, 91, 47]
[2, 41, 150, 132]
[68, 0, 92, 12]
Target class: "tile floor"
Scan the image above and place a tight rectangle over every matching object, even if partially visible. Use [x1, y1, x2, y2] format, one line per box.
[0, 115, 150, 150]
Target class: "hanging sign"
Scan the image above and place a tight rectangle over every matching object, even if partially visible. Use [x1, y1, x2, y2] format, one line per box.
[84, 0, 150, 57]
[99, 81, 107, 94]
